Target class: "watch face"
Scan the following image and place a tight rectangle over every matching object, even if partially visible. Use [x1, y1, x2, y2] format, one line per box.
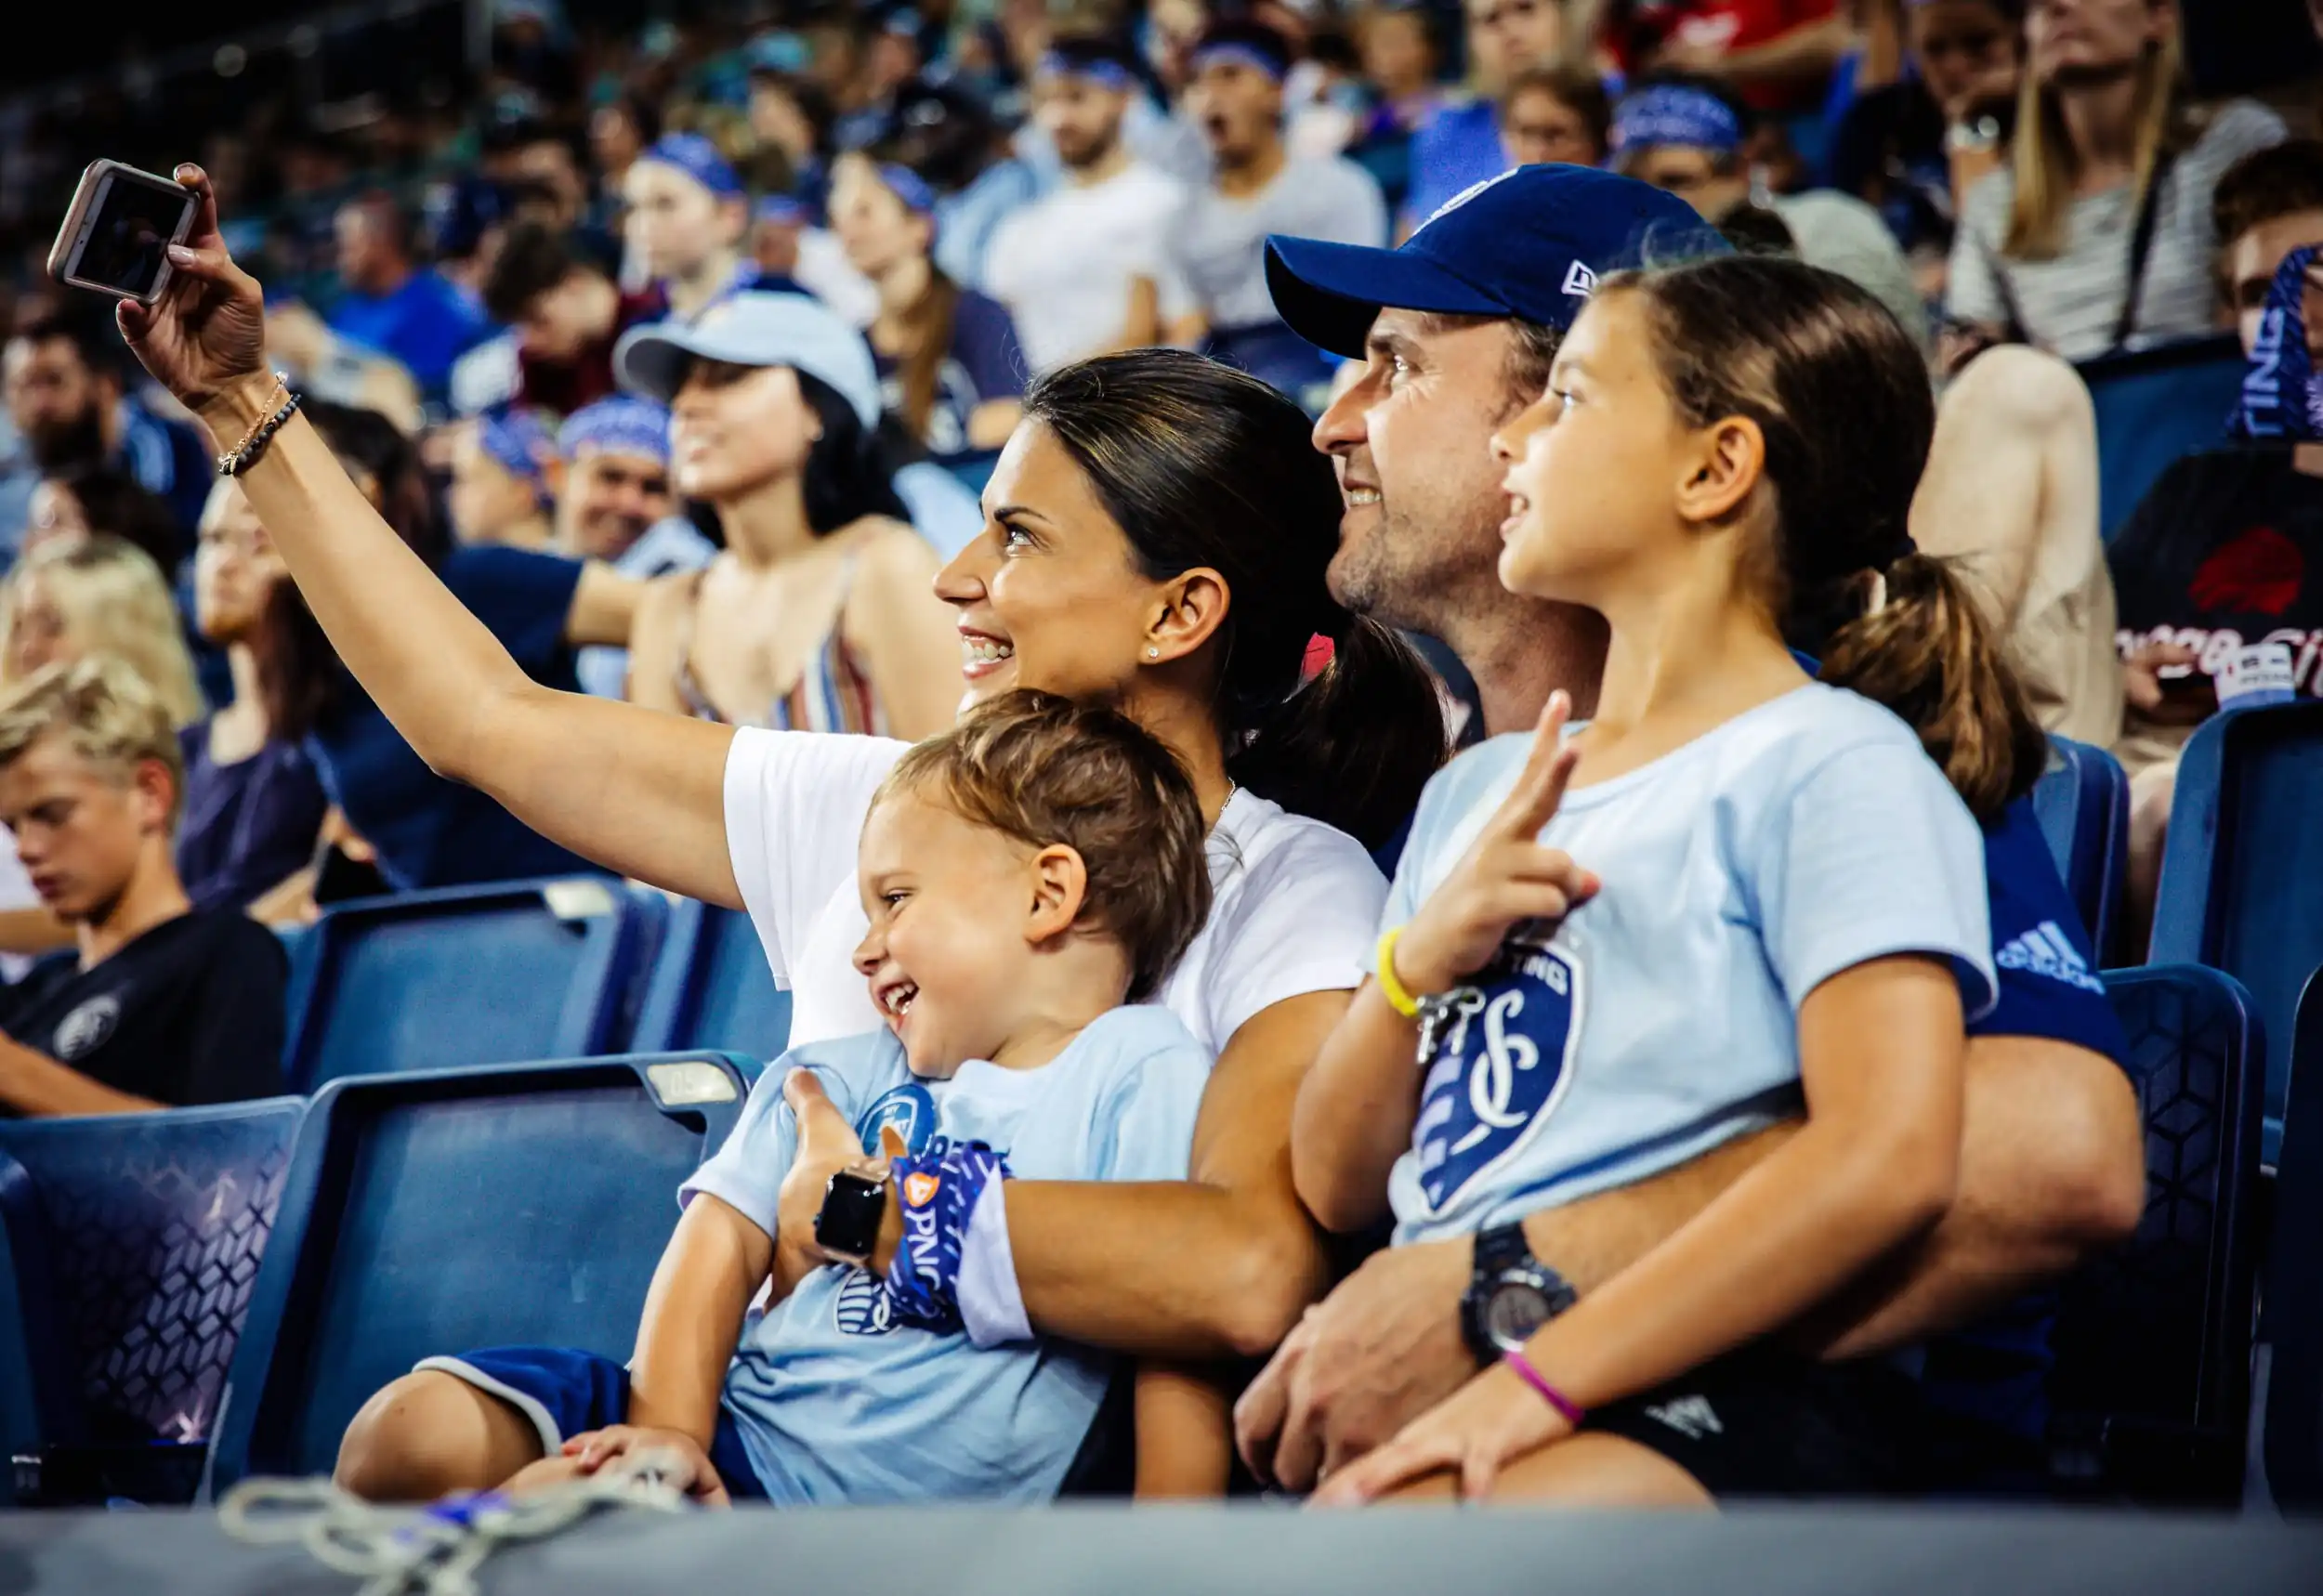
[814, 1171, 888, 1260]
[1484, 1281, 1555, 1351]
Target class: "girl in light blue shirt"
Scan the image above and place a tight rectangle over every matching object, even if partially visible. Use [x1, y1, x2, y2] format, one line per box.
[1295, 254, 2050, 1507]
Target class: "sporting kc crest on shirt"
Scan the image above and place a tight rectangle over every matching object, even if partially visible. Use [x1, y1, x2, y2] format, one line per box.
[1411, 935, 1585, 1213]
[855, 1082, 935, 1157]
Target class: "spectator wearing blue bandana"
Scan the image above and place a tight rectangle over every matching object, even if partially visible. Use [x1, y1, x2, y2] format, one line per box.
[1612, 73, 1927, 350]
[985, 37, 1202, 373]
[623, 133, 769, 322]
[2109, 144, 2323, 936]
[449, 409, 557, 549]
[553, 397, 678, 564]
[1171, 20, 1389, 410]
[552, 396, 709, 701]
[830, 154, 1028, 463]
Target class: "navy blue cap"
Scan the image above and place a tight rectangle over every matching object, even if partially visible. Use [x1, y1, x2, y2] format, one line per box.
[1266, 164, 1727, 359]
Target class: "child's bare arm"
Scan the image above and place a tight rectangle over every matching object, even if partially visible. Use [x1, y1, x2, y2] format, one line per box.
[623, 1195, 776, 1445]
[1133, 1362, 1234, 1499]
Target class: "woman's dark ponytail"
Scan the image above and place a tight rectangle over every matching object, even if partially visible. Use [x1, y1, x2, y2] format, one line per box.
[1622, 255, 2045, 821]
[1022, 349, 1445, 850]
[1228, 614, 1446, 852]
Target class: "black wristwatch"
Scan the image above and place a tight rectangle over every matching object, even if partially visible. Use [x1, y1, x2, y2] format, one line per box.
[1460, 1223, 1578, 1365]
[814, 1168, 890, 1265]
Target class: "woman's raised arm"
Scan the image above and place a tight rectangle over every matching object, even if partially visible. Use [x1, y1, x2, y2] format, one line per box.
[121, 166, 744, 908]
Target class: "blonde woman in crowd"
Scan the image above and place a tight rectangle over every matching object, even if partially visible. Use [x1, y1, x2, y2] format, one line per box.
[0, 535, 206, 962]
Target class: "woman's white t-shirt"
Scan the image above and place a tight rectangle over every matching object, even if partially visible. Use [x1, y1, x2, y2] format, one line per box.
[721, 730, 1387, 1055]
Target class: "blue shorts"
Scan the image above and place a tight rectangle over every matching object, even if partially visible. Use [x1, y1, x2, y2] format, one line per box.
[415, 1345, 768, 1500]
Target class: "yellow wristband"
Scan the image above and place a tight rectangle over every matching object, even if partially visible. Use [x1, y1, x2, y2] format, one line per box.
[1375, 925, 1423, 1018]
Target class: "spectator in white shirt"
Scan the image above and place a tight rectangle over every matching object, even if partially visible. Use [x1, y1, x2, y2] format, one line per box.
[1174, 20, 1390, 410]
[984, 37, 1203, 373]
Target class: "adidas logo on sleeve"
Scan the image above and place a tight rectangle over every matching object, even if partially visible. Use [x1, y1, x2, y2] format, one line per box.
[1994, 921, 2105, 994]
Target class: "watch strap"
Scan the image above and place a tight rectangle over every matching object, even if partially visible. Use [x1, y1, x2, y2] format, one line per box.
[1473, 1221, 1532, 1277]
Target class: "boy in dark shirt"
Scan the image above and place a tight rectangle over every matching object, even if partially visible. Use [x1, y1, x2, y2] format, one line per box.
[0, 656, 286, 1114]
[2110, 140, 2323, 932]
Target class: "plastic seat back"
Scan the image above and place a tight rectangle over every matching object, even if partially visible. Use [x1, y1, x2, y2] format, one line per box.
[629, 899, 792, 1060]
[203, 1053, 752, 1494]
[2148, 701, 2323, 1158]
[0, 1101, 305, 1504]
[2075, 336, 2246, 541]
[284, 877, 666, 1093]
[2048, 966, 2265, 1505]
[2031, 736, 2131, 956]
[2264, 963, 2323, 1511]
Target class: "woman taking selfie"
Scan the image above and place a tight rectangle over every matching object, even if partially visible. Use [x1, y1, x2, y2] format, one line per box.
[117, 170, 1444, 1502]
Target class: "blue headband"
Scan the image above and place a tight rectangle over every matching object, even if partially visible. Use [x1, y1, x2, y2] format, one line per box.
[2231, 243, 2323, 441]
[1610, 85, 1743, 156]
[476, 409, 556, 506]
[1191, 42, 1286, 82]
[639, 132, 744, 200]
[1038, 50, 1135, 91]
[558, 396, 671, 465]
[878, 163, 938, 216]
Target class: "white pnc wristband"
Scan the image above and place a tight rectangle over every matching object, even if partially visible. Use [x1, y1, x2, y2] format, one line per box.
[955, 1175, 1034, 1348]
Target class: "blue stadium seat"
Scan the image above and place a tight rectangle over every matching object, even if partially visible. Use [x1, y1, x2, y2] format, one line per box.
[282, 877, 668, 1094]
[2147, 700, 2323, 1161]
[2263, 962, 2323, 1511]
[202, 1053, 753, 1495]
[2075, 334, 2246, 542]
[2031, 736, 2130, 959]
[0, 1101, 306, 1505]
[629, 898, 793, 1059]
[2048, 966, 2265, 1505]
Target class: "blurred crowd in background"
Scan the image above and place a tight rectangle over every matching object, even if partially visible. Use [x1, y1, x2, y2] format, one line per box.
[0, 0, 2319, 955]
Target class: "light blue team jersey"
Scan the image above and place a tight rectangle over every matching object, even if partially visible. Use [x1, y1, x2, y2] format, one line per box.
[1380, 683, 1997, 1246]
[678, 1005, 1210, 1504]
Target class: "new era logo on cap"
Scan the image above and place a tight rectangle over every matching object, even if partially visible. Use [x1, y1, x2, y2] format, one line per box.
[1264, 164, 1727, 360]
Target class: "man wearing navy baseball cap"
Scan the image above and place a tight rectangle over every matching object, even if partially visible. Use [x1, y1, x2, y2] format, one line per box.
[1265, 162, 1722, 742]
[1238, 164, 2145, 1505]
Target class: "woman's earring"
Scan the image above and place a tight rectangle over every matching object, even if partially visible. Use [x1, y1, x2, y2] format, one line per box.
[1147, 646, 1161, 660]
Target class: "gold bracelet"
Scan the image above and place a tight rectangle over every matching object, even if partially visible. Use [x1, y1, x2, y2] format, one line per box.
[215, 372, 288, 463]
[1375, 925, 1424, 1018]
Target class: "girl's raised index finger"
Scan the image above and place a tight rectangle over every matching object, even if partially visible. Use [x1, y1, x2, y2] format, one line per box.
[1491, 690, 1580, 838]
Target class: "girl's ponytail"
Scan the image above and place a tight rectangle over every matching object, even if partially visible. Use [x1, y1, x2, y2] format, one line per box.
[1820, 554, 2046, 822]
[1620, 254, 2047, 821]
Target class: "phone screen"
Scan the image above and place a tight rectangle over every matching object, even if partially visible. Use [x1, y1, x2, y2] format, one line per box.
[72, 169, 193, 298]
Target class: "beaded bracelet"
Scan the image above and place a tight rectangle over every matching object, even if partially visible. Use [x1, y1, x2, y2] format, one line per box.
[216, 379, 302, 477]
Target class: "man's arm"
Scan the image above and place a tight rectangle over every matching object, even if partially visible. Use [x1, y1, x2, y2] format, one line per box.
[1238, 1034, 2145, 1488]
[999, 990, 1343, 1359]
[0, 1035, 162, 1117]
[1797, 1033, 2144, 1357]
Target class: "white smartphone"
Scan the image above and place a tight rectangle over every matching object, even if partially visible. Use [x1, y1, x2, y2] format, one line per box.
[46, 160, 199, 305]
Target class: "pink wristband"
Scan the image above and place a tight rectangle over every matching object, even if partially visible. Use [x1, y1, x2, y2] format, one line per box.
[1503, 1349, 1585, 1426]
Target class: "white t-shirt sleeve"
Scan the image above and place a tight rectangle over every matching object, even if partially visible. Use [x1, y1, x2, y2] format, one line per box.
[1203, 822, 1385, 1045]
[723, 730, 909, 986]
[1753, 740, 1997, 1020]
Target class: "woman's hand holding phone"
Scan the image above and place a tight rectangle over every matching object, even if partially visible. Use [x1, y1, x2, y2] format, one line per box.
[112, 165, 269, 424]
